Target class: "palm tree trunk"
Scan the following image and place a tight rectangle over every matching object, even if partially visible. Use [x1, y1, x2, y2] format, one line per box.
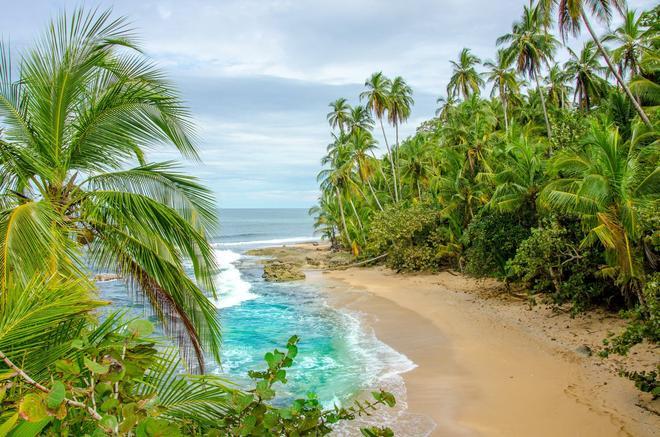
[416, 179, 422, 200]
[369, 150, 393, 199]
[501, 85, 509, 134]
[335, 186, 349, 245]
[534, 70, 553, 139]
[366, 179, 384, 211]
[580, 9, 652, 128]
[395, 121, 402, 200]
[379, 117, 399, 202]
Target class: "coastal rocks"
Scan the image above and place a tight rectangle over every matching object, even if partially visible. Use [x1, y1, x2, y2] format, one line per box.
[262, 261, 305, 282]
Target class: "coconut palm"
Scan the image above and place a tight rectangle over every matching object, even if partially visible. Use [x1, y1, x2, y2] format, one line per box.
[447, 48, 484, 100]
[565, 41, 609, 110]
[541, 123, 659, 303]
[540, 0, 652, 127]
[346, 129, 384, 211]
[483, 49, 520, 133]
[498, 3, 558, 138]
[604, 9, 652, 80]
[388, 76, 414, 197]
[361, 72, 399, 202]
[347, 105, 375, 134]
[435, 94, 459, 121]
[399, 135, 433, 199]
[327, 98, 352, 134]
[0, 9, 220, 371]
[545, 64, 573, 108]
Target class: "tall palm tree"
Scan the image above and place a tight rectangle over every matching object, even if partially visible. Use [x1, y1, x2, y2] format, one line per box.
[388, 76, 414, 198]
[447, 48, 484, 100]
[541, 123, 659, 303]
[565, 41, 609, 110]
[498, 3, 558, 138]
[327, 98, 351, 134]
[540, 0, 652, 127]
[0, 9, 220, 371]
[483, 49, 520, 133]
[361, 72, 399, 202]
[604, 9, 651, 80]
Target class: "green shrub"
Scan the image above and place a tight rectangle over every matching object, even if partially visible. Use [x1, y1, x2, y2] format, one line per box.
[365, 203, 459, 271]
[462, 210, 530, 278]
[507, 219, 615, 311]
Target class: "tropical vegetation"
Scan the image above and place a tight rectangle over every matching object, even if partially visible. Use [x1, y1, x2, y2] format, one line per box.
[0, 9, 395, 436]
[312, 1, 659, 366]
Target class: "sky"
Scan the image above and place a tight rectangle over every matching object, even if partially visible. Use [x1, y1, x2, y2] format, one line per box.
[0, 0, 655, 207]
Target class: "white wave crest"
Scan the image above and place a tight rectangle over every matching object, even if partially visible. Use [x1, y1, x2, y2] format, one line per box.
[214, 236, 321, 248]
[212, 249, 258, 309]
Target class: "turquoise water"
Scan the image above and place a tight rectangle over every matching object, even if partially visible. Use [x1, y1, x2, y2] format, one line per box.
[97, 208, 420, 428]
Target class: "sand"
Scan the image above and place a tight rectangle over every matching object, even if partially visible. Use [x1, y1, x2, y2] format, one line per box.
[252, 243, 658, 436]
[321, 267, 659, 437]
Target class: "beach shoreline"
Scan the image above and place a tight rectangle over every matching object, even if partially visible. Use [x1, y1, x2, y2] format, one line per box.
[254, 242, 659, 436]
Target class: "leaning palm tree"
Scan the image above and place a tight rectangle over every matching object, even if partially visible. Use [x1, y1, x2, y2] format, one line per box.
[483, 49, 520, 133]
[498, 3, 558, 139]
[0, 9, 220, 371]
[540, 0, 652, 127]
[327, 98, 352, 134]
[540, 123, 659, 304]
[565, 41, 609, 110]
[361, 72, 399, 202]
[447, 48, 484, 100]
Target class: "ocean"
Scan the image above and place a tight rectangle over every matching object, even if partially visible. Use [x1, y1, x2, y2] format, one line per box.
[96, 208, 418, 430]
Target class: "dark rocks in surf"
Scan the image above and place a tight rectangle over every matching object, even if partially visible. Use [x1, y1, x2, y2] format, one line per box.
[262, 260, 305, 282]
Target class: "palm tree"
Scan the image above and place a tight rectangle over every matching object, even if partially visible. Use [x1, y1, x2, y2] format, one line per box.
[361, 72, 399, 202]
[400, 135, 433, 199]
[498, 3, 558, 138]
[346, 130, 384, 211]
[347, 105, 375, 134]
[0, 9, 220, 371]
[565, 41, 609, 110]
[541, 123, 659, 303]
[483, 49, 520, 133]
[447, 48, 484, 100]
[545, 64, 573, 108]
[388, 76, 414, 198]
[435, 94, 459, 121]
[327, 98, 351, 134]
[541, 0, 652, 127]
[604, 9, 651, 80]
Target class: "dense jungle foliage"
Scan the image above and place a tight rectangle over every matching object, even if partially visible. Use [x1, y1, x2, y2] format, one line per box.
[313, 1, 659, 365]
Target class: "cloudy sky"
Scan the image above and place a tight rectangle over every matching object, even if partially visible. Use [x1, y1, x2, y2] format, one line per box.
[1, 0, 654, 207]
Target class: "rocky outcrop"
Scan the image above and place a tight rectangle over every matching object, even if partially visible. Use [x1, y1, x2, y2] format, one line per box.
[262, 261, 305, 282]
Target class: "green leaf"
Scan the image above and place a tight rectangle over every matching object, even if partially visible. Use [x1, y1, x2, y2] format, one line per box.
[7, 417, 51, 437]
[46, 381, 66, 409]
[100, 398, 119, 413]
[18, 394, 48, 422]
[54, 360, 80, 376]
[128, 320, 154, 337]
[84, 358, 110, 375]
[100, 415, 118, 431]
[0, 370, 16, 381]
[0, 413, 18, 437]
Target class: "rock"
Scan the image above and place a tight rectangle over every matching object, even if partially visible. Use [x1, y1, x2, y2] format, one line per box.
[305, 256, 320, 267]
[262, 261, 305, 282]
[575, 344, 592, 357]
[94, 273, 122, 282]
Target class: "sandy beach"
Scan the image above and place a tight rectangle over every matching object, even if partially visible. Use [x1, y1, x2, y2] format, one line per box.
[322, 267, 659, 436]
[253, 243, 659, 436]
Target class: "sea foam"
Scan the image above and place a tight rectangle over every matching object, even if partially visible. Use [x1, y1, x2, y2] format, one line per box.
[212, 249, 259, 309]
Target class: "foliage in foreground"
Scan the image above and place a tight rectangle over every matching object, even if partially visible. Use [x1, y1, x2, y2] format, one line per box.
[0, 277, 395, 436]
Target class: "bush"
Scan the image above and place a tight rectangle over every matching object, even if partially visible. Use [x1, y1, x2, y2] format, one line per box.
[507, 219, 615, 311]
[462, 210, 530, 278]
[365, 203, 459, 271]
